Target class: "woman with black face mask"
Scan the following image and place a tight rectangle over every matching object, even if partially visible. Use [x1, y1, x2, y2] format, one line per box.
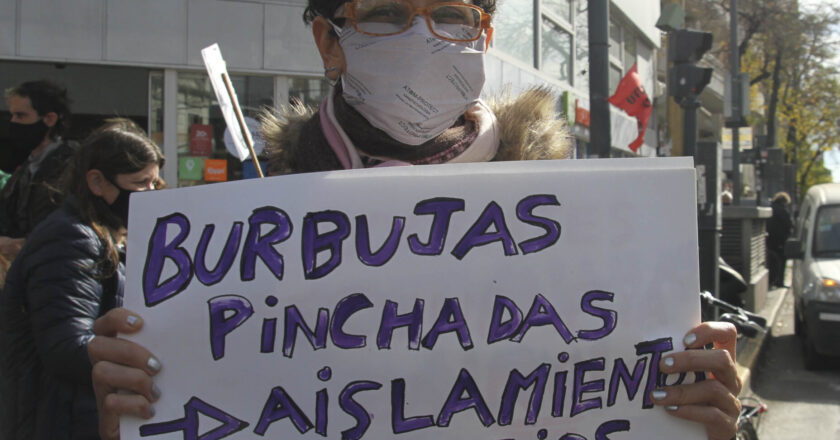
[0, 118, 164, 440]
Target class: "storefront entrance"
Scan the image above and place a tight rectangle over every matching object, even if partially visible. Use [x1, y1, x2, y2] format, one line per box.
[1, 61, 330, 187]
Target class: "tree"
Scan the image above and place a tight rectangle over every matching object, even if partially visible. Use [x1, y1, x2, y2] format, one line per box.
[690, 0, 840, 198]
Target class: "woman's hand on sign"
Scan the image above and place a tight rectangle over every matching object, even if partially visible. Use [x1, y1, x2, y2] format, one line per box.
[651, 321, 741, 440]
[89, 308, 161, 440]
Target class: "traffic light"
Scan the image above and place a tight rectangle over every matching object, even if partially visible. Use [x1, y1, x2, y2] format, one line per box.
[668, 29, 714, 99]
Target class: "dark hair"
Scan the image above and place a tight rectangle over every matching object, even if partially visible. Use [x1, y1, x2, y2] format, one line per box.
[302, 0, 497, 24]
[63, 118, 165, 274]
[5, 80, 72, 139]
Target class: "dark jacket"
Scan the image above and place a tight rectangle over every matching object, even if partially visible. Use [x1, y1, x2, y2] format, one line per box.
[767, 200, 793, 252]
[0, 197, 123, 440]
[0, 139, 77, 237]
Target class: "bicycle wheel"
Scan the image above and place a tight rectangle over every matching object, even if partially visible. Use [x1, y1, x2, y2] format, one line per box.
[736, 420, 759, 440]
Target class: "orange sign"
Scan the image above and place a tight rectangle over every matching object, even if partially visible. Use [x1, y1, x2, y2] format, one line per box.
[204, 159, 228, 182]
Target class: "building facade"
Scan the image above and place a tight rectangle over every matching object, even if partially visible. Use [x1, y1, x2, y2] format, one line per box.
[1, 0, 661, 187]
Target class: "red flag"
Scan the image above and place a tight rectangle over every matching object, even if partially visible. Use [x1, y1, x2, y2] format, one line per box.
[608, 64, 652, 152]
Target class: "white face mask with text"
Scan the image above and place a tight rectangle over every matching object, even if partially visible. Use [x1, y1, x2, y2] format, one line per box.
[335, 21, 487, 145]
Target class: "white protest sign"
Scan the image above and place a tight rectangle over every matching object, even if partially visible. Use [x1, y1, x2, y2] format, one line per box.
[201, 43, 252, 161]
[122, 158, 705, 440]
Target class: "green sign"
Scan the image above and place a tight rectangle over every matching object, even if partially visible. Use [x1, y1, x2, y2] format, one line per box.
[179, 156, 204, 181]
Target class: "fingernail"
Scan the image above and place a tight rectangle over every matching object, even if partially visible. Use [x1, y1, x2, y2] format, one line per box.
[147, 357, 161, 372]
[666, 405, 679, 411]
[652, 390, 667, 400]
[683, 332, 697, 346]
[663, 356, 675, 367]
[126, 315, 139, 326]
[151, 383, 162, 399]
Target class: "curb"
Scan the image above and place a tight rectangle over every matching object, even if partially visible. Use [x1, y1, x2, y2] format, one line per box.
[734, 285, 789, 388]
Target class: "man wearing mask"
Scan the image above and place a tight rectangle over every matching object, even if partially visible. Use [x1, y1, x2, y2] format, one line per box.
[0, 80, 77, 261]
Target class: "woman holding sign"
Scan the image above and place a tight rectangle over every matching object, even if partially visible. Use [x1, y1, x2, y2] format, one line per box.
[87, 0, 741, 438]
[0, 119, 164, 440]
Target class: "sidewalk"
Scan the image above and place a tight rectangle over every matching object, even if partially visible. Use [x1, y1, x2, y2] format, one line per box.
[734, 272, 791, 387]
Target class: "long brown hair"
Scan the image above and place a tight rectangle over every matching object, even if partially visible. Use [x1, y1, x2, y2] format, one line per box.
[62, 118, 165, 274]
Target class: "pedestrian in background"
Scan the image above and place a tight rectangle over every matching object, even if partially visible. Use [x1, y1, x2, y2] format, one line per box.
[767, 191, 793, 287]
[0, 80, 77, 264]
[0, 118, 164, 440]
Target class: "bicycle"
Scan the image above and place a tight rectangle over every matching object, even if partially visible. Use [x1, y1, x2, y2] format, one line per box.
[735, 396, 767, 440]
[699, 291, 768, 440]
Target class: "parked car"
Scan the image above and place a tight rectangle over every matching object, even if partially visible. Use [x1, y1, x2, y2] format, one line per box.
[785, 183, 840, 369]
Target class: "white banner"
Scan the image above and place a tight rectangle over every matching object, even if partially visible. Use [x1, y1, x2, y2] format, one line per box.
[122, 158, 704, 440]
[201, 43, 252, 161]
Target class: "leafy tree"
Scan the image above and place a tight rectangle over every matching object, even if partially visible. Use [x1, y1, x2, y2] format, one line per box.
[688, 0, 840, 198]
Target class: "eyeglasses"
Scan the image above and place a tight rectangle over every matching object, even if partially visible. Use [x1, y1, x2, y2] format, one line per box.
[339, 0, 493, 43]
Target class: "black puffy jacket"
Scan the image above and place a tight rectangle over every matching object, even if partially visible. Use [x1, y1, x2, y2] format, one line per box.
[0, 197, 123, 440]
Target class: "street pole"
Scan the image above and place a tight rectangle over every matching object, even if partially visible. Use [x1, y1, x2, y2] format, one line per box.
[696, 141, 721, 300]
[588, 0, 611, 158]
[682, 96, 700, 157]
[729, 0, 741, 204]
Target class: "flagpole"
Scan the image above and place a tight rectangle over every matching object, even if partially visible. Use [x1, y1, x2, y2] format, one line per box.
[221, 73, 264, 178]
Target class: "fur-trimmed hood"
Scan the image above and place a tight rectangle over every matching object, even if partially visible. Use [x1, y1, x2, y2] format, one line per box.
[261, 86, 572, 175]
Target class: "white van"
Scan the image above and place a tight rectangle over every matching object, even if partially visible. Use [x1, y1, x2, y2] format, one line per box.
[785, 183, 840, 369]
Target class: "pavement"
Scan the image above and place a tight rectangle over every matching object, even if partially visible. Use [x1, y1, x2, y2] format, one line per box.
[733, 274, 791, 389]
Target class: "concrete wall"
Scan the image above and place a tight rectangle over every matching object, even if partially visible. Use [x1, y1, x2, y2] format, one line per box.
[0, 0, 322, 74]
[612, 0, 661, 47]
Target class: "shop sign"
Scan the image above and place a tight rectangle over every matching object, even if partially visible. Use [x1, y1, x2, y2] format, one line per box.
[179, 156, 204, 181]
[575, 99, 591, 127]
[189, 124, 214, 156]
[559, 91, 576, 124]
[204, 158, 228, 182]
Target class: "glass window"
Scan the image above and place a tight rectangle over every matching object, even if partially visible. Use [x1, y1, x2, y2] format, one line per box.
[741, 163, 756, 199]
[149, 72, 164, 148]
[574, 3, 589, 91]
[575, 138, 591, 158]
[541, 18, 572, 83]
[176, 72, 274, 187]
[543, 0, 572, 24]
[798, 199, 812, 242]
[609, 64, 622, 93]
[609, 19, 622, 60]
[494, 0, 534, 66]
[623, 33, 637, 71]
[814, 205, 840, 255]
[289, 77, 329, 108]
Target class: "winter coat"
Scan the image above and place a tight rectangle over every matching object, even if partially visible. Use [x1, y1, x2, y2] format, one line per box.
[0, 197, 124, 440]
[0, 139, 77, 237]
[766, 200, 793, 252]
[261, 87, 573, 174]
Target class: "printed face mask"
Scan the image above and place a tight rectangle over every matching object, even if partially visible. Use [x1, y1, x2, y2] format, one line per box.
[335, 21, 487, 145]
